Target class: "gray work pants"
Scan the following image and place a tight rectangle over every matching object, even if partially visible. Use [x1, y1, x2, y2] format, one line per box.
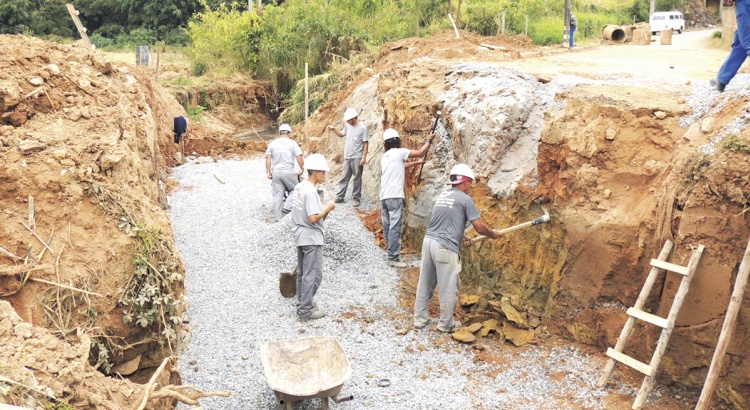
[272, 172, 298, 221]
[381, 198, 405, 261]
[414, 237, 462, 330]
[296, 245, 323, 316]
[335, 157, 363, 201]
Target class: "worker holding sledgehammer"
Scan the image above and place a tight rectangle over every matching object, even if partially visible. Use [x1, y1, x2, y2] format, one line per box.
[413, 164, 502, 333]
[290, 153, 336, 321]
[266, 124, 304, 221]
[379, 128, 434, 268]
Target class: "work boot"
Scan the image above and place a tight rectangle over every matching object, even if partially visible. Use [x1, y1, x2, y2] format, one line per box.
[387, 260, 407, 268]
[334, 198, 345, 203]
[414, 319, 431, 329]
[710, 78, 726, 93]
[298, 310, 326, 321]
[353, 199, 361, 207]
[437, 321, 462, 333]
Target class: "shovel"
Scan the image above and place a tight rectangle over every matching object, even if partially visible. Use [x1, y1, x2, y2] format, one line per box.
[279, 265, 297, 298]
[472, 206, 551, 243]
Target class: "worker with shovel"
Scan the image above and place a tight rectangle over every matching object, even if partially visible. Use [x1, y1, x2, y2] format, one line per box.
[413, 164, 501, 332]
[290, 153, 336, 321]
[326, 108, 369, 208]
[266, 124, 304, 221]
[379, 128, 434, 268]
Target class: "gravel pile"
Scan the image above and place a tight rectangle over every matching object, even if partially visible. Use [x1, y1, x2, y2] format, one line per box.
[169, 157, 668, 410]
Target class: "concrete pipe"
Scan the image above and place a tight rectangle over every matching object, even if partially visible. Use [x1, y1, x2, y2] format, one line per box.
[602, 25, 626, 43]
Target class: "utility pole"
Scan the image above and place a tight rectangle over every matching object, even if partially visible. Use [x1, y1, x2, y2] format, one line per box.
[563, 0, 571, 47]
[650, 0, 655, 16]
[249, 0, 252, 12]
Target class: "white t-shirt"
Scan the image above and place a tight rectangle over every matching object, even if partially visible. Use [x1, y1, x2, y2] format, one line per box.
[342, 123, 369, 159]
[291, 181, 325, 246]
[379, 148, 411, 200]
[266, 137, 302, 174]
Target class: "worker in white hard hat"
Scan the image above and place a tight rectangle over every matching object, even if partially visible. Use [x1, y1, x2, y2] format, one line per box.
[379, 128, 436, 268]
[413, 164, 501, 332]
[265, 123, 304, 221]
[326, 108, 369, 208]
[290, 153, 336, 321]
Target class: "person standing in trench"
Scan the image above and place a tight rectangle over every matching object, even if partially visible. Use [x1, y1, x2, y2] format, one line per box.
[379, 128, 434, 268]
[326, 108, 369, 208]
[291, 153, 336, 321]
[265, 123, 304, 221]
[413, 164, 501, 332]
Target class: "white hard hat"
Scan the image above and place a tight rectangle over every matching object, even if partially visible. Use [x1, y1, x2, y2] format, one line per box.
[383, 128, 400, 140]
[448, 163, 475, 184]
[305, 153, 330, 172]
[279, 123, 292, 133]
[343, 108, 359, 121]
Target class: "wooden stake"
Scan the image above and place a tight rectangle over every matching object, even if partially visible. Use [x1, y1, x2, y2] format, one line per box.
[448, 14, 460, 39]
[65, 3, 93, 49]
[19, 222, 55, 255]
[28, 195, 35, 230]
[696, 234, 750, 409]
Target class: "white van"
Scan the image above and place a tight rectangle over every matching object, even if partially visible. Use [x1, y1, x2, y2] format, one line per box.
[649, 11, 685, 35]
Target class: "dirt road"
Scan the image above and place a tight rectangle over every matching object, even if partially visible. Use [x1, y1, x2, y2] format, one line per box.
[507, 29, 728, 82]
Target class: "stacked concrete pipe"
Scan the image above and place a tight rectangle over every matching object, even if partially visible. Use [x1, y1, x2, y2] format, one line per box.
[602, 24, 626, 43]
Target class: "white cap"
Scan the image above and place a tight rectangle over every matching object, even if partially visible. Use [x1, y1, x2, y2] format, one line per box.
[383, 128, 400, 140]
[343, 108, 359, 121]
[305, 153, 330, 172]
[279, 124, 292, 133]
[448, 163, 475, 184]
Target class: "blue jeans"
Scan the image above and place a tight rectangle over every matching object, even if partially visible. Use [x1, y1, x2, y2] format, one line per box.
[381, 198, 405, 261]
[570, 27, 576, 47]
[718, 0, 750, 85]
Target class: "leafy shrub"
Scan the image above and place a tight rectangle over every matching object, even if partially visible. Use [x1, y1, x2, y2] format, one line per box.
[116, 27, 157, 47]
[713, 30, 722, 39]
[464, 2, 503, 36]
[90, 33, 116, 49]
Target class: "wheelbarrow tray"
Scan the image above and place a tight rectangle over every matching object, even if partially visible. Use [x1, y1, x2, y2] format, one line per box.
[260, 336, 351, 402]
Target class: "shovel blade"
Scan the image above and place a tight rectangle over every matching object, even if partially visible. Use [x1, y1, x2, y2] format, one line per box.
[279, 267, 297, 298]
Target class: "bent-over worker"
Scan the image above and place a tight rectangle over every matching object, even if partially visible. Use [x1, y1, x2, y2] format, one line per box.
[266, 124, 304, 221]
[290, 153, 336, 321]
[413, 164, 501, 332]
[379, 128, 434, 268]
[326, 108, 368, 208]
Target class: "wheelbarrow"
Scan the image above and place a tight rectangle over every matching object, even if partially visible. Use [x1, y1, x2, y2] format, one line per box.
[260, 336, 353, 409]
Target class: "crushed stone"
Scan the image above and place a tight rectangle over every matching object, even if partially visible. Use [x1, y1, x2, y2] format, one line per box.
[169, 157, 672, 409]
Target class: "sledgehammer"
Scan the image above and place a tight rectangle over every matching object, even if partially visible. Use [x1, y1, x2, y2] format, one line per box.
[472, 206, 550, 243]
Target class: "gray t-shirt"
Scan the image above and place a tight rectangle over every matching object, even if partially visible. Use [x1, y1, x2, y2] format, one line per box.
[379, 147, 410, 200]
[291, 180, 325, 246]
[266, 137, 302, 174]
[425, 188, 481, 254]
[342, 123, 369, 159]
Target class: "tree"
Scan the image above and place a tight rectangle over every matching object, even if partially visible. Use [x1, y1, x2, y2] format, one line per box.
[0, 0, 35, 34]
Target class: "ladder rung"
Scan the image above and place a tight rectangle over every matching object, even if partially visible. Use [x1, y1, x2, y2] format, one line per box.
[626, 307, 668, 328]
[606, 348, 654, 377]
[650, 258, 688, 276]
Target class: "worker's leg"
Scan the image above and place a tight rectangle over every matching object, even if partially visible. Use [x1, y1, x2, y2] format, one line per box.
[381, 200, 391, 249]
[271, 175, 286, 221]
[383, 198, 404, 261]
[414, 238, 438, 327]
[296, 245, 322, 317]
[434, 245, 461, 332]
[280, 173, 299, 197]
[718, 0, 750, 85]
[352, 160, 364, 202]
[570, 28, 575, 47]
[335, 158, 354, 201]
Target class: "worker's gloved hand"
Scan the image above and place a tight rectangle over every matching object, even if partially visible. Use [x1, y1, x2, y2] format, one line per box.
[296, 168, 304, 176]
[267, 172, 273, 180]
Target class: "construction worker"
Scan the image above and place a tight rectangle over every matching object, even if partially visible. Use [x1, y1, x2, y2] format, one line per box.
[326, 108, 368, 208]
[569, 13, 577, 48]
[265, 124, 304, 221]
[712, 0, 746, 92]
[379, 128, 434, 268]
[173, 115, 188, 163]
[290, 153, 336, 321]
[413, 164, 501, 332]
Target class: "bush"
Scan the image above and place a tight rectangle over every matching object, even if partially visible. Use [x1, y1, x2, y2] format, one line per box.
[713, 30, 722, 39]
[90, 33, 116, 49]
[464, 2, 503, 36]
[116, 27, 157, 47]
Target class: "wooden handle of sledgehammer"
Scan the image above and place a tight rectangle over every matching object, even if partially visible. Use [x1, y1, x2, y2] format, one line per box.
[472, 213, 549, 243]
[416, 111, 441, 184]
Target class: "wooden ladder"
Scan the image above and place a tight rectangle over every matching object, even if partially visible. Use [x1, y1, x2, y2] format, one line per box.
[598, 239, 704, 409]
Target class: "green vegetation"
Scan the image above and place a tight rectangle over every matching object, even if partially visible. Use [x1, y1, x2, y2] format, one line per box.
[725, 134, 750, 153]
